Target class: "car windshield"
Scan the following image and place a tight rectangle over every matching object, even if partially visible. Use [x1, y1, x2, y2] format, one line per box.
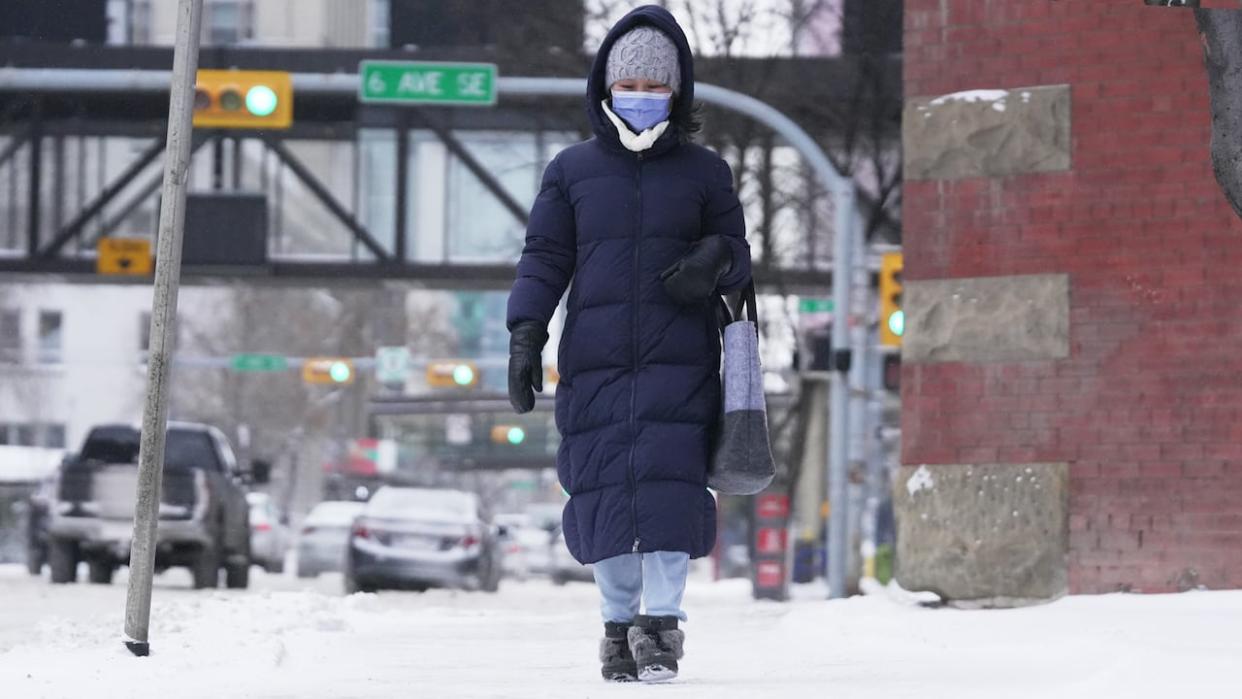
[163, 430, 221, 471]
[78, 426, 220, 471]
[366, 488, 477, 523]
[79, 426, 140, 463]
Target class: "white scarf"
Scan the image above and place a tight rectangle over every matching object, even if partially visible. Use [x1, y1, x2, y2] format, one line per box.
[601, 100, 670, 152]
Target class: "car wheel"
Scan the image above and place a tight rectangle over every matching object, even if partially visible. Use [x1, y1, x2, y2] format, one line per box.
[551, 573, 567, 587]
[344, 574, 376, 594]
[266, 559, 285, 575]
[480, 554, 501, 594]
[87, 558, 115, 585]
[48, 537, 79, 584]
[225, 560, 249, 589]
[191, 544, 220, 590]
[296, 564, 316, 579]
[26, 544, 46, 576]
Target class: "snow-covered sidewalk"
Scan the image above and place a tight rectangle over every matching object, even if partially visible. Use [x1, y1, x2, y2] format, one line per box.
[1, 564, 1239, 698]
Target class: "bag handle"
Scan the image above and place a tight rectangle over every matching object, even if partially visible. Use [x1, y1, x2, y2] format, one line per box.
[716, 280, 759, 331]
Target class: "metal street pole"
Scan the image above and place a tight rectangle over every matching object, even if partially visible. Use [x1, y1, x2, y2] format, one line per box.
[827, 195, 857, 599]
[123, 0, 203, 658]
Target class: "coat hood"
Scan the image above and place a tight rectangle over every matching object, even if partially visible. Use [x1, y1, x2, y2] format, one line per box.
[587, 5, 695, 152]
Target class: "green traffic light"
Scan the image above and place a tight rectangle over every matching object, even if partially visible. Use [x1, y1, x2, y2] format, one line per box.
[506, 426, 526, 445]
[329, 361, 352, 383]
[245, 85, 279, 117]
[888, 309, 905, 337]
[452, 364, 475, 386]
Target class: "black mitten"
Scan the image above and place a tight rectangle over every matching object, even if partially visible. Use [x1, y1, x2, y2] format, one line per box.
[508, 320, 548, 414]
[659, 235, 733, 305]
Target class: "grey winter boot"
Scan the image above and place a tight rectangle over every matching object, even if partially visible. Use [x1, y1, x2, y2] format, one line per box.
[600, 622, 638, 682]
[627, 615, 685, 682]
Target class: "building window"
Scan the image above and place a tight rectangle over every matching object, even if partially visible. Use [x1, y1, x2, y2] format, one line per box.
[132, 0, 153, 45]
[44, 424, 67, 449]
[445, 133, 539, 263]
[205, 0, 255, 46]
[15, 424, 36, 447]
[370, 0, 391, 48]
[0, 309, 19, 363]
[139, 311, 151, 355]
[37, 310, 63, 364]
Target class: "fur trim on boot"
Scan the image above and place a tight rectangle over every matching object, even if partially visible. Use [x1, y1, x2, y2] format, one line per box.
[627, 615, 685, 682]
[600, 622, 638, 682]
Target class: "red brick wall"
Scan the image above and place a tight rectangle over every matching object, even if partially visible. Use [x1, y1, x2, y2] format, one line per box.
[902, 1, 1242, 593]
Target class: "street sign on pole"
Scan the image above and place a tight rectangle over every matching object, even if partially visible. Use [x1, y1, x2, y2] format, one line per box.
[374, 346, 412, 384]
[359, 60, 498, 106]
[97, 238, 153, 276]
[798, 298, 834, 314]
[230, 353, 287, 372]
[124, 0, 203, 658]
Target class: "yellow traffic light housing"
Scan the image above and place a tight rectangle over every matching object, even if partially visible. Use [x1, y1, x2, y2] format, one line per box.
[303, 358, 354, 385]
[193, 70, 293, 130]
[490, 425, 526, 445]
[427, 361, 479, 389]
[879, 252, 904, 347]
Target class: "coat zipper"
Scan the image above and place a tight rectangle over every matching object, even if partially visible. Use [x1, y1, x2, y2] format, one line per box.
[628, 151, 645, 554]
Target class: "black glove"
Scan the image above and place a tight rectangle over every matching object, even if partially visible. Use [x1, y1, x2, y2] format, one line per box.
[508, 320, 548, 414]
[660, 235, 733, 305]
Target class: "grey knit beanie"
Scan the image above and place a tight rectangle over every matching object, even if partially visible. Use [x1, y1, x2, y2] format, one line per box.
[605, 26, 681, 94]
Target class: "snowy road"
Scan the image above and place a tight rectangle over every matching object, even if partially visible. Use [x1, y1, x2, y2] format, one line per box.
[1, 564, 1240, 698]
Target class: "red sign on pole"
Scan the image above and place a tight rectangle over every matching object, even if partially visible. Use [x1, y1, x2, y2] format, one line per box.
[756, 561, 784, 588]
[756, 527, 788, 555]
[757, 494, 789, 519]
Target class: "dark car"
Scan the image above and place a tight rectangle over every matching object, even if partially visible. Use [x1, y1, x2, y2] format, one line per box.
[345, 486, 502, 594]
[47, 422, 256, 589]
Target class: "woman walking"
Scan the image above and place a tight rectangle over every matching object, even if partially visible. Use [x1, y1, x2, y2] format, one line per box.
[506, 5, 752, 683]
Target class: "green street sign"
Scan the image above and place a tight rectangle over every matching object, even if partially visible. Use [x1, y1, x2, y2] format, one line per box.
[230, 354, 288, 372]
[799, 298, 834, 314]
[359, 60, 498, 106]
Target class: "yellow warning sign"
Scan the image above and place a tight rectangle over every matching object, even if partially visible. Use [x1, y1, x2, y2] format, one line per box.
[97, 238, 153, 276]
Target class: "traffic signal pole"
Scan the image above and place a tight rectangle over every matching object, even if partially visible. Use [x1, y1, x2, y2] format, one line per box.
[123, 0, 203, 658]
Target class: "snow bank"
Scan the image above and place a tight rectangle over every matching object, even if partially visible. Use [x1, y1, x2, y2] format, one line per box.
[1, 566, 1240, 698]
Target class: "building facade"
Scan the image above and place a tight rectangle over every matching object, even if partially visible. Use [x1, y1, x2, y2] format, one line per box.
[900, 1, 1242, 596]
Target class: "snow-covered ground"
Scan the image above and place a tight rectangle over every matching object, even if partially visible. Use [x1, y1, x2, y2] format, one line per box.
[1, 564, 1240, 698]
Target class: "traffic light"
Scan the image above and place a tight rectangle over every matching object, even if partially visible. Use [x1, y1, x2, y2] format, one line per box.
[879, 252, 904, 347]
[193, 70, 293, 130]
[490, 425, 526, 445]
[303, 358, 355, 385]
[426, 361, 479, 389]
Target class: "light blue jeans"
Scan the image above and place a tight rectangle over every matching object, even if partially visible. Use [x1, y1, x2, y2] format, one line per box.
[592, 551, 690, 623]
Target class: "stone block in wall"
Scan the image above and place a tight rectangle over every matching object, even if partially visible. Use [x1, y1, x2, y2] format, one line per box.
[904, 274, 1070, 364]
[894, 462, 1069, 606]
[904, 85, 1071, 181]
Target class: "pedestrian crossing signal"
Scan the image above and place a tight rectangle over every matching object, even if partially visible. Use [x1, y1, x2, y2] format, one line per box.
[193, 70, 292, 130]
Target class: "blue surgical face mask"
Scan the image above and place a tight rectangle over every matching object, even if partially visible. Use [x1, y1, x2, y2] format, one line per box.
[610, 89, 673, 132]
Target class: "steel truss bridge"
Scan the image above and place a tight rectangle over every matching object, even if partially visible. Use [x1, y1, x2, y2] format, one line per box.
[0, 44, 899, 293]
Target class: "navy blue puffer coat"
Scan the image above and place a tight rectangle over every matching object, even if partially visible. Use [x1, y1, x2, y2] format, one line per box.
[506, 5, 752, 564]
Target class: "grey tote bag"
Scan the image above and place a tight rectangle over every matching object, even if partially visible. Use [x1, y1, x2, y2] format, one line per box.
[709, 282, 776, 495]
